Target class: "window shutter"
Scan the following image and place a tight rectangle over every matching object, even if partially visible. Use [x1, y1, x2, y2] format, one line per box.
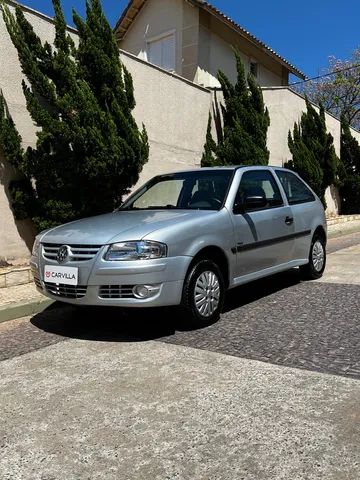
[162, 34, 176, 72]
[147, 32, 176, 72]
[148, 39, 162, 68]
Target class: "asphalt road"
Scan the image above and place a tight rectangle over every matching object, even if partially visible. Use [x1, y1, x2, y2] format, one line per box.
[0, 232, 359, 479]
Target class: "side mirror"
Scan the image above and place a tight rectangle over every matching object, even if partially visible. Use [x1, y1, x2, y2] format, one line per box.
[244, 195, 267, 210]
[233, 202, 244, 215]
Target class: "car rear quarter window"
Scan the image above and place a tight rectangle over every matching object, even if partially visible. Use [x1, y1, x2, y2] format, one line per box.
[275, 170, 315, 205]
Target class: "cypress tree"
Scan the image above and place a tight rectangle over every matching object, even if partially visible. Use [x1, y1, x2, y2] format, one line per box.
[202, 50, 270, 167]
[201, 114, 217, 167]
[340, 117, 360, 177]
[339, 117, 360, 213]
[287, 121, 323, 198]
[0, 91, 36, 220]
[286, 99, 339, 207]
[0, 0, 148, 232]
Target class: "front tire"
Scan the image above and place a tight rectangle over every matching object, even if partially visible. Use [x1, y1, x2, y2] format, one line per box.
[181, 259, 225, 328]
[300, 233, 326, 280]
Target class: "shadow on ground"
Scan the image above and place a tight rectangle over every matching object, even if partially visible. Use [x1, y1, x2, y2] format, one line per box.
[31, 268, 302, 342]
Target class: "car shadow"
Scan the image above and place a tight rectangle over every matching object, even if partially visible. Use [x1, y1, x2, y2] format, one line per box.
[31, 268, 302, 342]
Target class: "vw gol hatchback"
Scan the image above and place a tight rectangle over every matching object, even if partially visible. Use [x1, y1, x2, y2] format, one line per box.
[31, 166, 327, 327]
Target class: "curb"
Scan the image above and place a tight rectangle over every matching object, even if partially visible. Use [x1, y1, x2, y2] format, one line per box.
[327, 215, 360, 226]
[0, 267, 32, 289]
[327, 220, 360, 239]
[0, 298, 54, 324]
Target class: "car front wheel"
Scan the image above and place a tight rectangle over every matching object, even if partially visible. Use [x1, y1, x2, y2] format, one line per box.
[300, 233, 326, 280]
[181, 259, 225, 328]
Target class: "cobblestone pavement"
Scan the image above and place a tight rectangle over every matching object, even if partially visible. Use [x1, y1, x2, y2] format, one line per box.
[0, 233, 359, 379]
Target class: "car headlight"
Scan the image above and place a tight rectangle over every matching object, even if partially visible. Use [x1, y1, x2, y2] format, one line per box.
[105, 241, 167, 261]
[32, 237, 40, 257]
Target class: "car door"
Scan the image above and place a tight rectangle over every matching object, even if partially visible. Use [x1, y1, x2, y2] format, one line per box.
[231, 169, 296, 280]
[274, 169, 318, 260]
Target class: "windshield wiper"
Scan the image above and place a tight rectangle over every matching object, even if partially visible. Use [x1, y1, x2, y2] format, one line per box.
[119, 205, 180, 211]
[146, 205, 179, 209]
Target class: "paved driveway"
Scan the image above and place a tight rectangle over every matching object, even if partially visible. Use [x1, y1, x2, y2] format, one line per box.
[0, 233, 359, 479]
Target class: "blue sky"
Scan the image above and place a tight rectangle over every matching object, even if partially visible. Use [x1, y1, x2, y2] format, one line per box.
[21, 0, 359, 80]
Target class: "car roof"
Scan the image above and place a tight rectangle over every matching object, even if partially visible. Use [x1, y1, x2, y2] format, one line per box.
[165, 165, 289, 173]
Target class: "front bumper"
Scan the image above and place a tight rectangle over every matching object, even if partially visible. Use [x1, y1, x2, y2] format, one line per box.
[31, 254, 191, 308]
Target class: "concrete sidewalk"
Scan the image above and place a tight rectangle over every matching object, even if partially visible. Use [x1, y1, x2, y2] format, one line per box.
[318, 244, 360, 285]
[1, 337, 360, 479]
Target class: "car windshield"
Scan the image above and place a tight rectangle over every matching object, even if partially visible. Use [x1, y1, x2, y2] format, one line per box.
[120, 170, 234, 211]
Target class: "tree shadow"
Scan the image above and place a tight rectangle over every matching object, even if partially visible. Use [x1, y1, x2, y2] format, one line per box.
[31, 268, 302, 342]
[0, 149, 36, 256]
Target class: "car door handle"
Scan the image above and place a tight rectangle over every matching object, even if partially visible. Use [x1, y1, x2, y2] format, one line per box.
[285, 216, 294, 225]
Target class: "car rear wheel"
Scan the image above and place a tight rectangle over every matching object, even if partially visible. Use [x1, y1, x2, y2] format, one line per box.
[300, 233, 326, 280]
[181, 259, 225, 328]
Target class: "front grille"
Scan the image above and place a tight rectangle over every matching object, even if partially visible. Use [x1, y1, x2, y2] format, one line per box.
[42, 244, 102, 262]
[44, 282, 87, 299]
[99, 285, 136, 299]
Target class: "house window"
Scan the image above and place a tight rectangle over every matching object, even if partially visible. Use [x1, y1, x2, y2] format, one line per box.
[147, 32, 176, 72]
[250, 61, 258, 78]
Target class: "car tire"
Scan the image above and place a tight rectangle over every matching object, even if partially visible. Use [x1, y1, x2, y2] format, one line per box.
[300, 233, 326, 280]
[181, 259, 225, 328]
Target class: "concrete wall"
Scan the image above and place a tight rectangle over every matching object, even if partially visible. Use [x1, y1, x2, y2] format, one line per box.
[262, 87, 348, 215]
[262, 87, 342, 165]
[0, 2, 211, 261]
[121, 51, 211, 185]
[350, 126, 360, 145]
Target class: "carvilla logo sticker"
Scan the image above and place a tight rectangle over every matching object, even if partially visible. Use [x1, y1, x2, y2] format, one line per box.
[44, 266, 78, 286]
[45, 271, 76, 281]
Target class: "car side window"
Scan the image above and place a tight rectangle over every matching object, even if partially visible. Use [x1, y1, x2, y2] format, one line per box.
[236, 170, 284, 212]
[275, 170, 315, 205]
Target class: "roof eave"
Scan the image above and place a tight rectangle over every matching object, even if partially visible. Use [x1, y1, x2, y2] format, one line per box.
[114, 0, 147, 41]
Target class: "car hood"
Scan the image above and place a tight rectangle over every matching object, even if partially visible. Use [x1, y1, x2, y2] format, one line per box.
[41, 210, 216, 245]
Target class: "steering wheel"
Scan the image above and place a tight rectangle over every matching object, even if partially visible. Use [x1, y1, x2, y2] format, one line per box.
[209, 197, 222, 208]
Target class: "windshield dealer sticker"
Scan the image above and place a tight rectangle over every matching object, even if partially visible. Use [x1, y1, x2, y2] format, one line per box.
[44, 265, 78, 286]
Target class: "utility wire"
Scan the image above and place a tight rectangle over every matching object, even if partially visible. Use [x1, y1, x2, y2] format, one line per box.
[290, 63, 360, 86]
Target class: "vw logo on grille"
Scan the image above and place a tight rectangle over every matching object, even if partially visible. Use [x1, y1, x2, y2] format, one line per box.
[57, 245, 70, 264]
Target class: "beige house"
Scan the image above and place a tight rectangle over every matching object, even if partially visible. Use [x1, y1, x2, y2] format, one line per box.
[115, 0, 305, 87]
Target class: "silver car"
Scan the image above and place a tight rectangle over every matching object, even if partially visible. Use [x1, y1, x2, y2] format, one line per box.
[31, 166, 327, 327]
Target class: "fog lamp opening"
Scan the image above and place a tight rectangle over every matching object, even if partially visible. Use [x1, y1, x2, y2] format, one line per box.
[133, 284, 161, 299]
